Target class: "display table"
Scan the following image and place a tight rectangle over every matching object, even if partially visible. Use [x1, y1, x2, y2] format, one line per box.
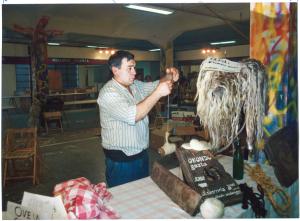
[64, 99, 97, 106]
[108, 155, 298, 218]
[2, 95, 31, 112]
[47, 92, 97, 110]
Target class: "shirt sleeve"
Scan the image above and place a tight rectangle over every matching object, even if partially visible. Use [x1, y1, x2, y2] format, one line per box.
[134, 80, 159, 97]
[98, 91, 136, 125]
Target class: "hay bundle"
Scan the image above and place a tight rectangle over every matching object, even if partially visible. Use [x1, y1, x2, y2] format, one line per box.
[195, 57, 267, 151]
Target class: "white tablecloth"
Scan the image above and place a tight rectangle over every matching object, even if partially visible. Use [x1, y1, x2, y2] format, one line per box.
[108, 155, 299, 218]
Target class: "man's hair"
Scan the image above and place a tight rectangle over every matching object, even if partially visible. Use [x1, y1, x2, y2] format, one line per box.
[108, 50, 134, 71]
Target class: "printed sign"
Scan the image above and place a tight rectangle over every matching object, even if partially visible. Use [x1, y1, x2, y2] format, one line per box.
[176, 148, 243, 206]
[6, 201, 39, 220]
[22, 192, 67, 219]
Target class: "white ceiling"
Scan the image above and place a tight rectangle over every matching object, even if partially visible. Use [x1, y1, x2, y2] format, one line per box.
[2, 3, 250, 50]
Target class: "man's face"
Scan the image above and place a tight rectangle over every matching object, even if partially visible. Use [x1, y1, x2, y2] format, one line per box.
[113, 58, 136, 87]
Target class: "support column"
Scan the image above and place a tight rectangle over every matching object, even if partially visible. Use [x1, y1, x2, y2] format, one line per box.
[160, 41, 174, 76]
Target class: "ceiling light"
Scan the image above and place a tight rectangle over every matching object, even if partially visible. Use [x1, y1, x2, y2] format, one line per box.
[87, 45, 97, 48]
[149, 48, 160, 51]
[125, 4, 174, 15]
[98, 49, 116, 54]
[48, 43, 60, 46]
[210, 40, 236, 45]
[201, 48, 217, 54]
[88, 46, 108, 49]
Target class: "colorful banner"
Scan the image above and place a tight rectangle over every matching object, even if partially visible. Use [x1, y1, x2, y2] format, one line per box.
[250, 3, 297, 163]
[250, 2, 297, 138]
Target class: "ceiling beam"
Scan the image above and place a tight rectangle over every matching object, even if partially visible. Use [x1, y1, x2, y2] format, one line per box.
[204, 4, 249, 41]
[150, 4, 249, 42]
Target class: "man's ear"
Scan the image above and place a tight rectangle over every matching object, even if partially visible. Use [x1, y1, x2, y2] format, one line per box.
[111, 66, 119, 76]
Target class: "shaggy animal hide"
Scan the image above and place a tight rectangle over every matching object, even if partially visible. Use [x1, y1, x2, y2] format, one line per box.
[195, 57, 267, 151]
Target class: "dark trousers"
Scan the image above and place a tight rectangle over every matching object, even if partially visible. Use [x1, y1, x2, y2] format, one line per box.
[105, 150, 149, 187]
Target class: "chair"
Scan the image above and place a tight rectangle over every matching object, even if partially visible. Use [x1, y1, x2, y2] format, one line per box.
[43, 111, 63, 133]
[3, 128, 39, 187]
[43, 97, 64, 133]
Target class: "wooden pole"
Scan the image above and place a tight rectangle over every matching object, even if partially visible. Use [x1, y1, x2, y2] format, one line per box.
[151, 162, 202, 216]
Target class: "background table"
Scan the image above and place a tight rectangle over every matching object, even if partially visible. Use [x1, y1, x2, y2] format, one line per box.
[108, 155, 299, 218]
[64, 99, 97, 106]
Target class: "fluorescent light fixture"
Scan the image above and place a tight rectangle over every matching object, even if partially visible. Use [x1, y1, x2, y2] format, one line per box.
[48, 42, 60, 46]
[210, 40, 236, 45]
[87, 46, 108, 48]
[149, 48, 161, 51]
[125, 4, 174, 15]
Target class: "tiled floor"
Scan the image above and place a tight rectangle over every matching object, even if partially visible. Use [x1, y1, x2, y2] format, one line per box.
[1, 127, 179, 211]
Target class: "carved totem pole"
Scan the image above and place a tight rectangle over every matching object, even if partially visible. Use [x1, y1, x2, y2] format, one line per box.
[14, 16, 63, 128]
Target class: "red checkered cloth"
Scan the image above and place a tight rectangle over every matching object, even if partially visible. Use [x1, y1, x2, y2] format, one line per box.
[53, 177, 119, 219]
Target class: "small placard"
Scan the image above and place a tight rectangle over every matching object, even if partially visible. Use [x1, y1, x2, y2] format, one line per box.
[171, 111, 195, 122]
[21, 192, 67, 219]
[6, 201, 39, 220]
[176, 148, 243, 206]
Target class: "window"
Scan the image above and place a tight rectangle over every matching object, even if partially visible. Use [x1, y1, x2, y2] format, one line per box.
[15, 64, 79, 93]
[48, 64, 79, 89]
[15, 64, 31, 94]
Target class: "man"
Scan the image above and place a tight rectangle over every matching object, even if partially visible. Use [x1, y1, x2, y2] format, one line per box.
[97, 50, 179, 187]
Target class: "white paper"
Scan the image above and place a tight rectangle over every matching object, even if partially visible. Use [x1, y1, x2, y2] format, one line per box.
[21, 192, 67, 220]
[5, 201, 39, 220]
[52, 195, 68, 220]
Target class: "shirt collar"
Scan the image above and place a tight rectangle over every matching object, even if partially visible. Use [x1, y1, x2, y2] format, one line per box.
[112, 78, 128, 91]
[112, 78, 136, 92]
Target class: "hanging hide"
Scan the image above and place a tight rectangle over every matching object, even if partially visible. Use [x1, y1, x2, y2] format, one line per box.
[195, 57, 267, 150]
